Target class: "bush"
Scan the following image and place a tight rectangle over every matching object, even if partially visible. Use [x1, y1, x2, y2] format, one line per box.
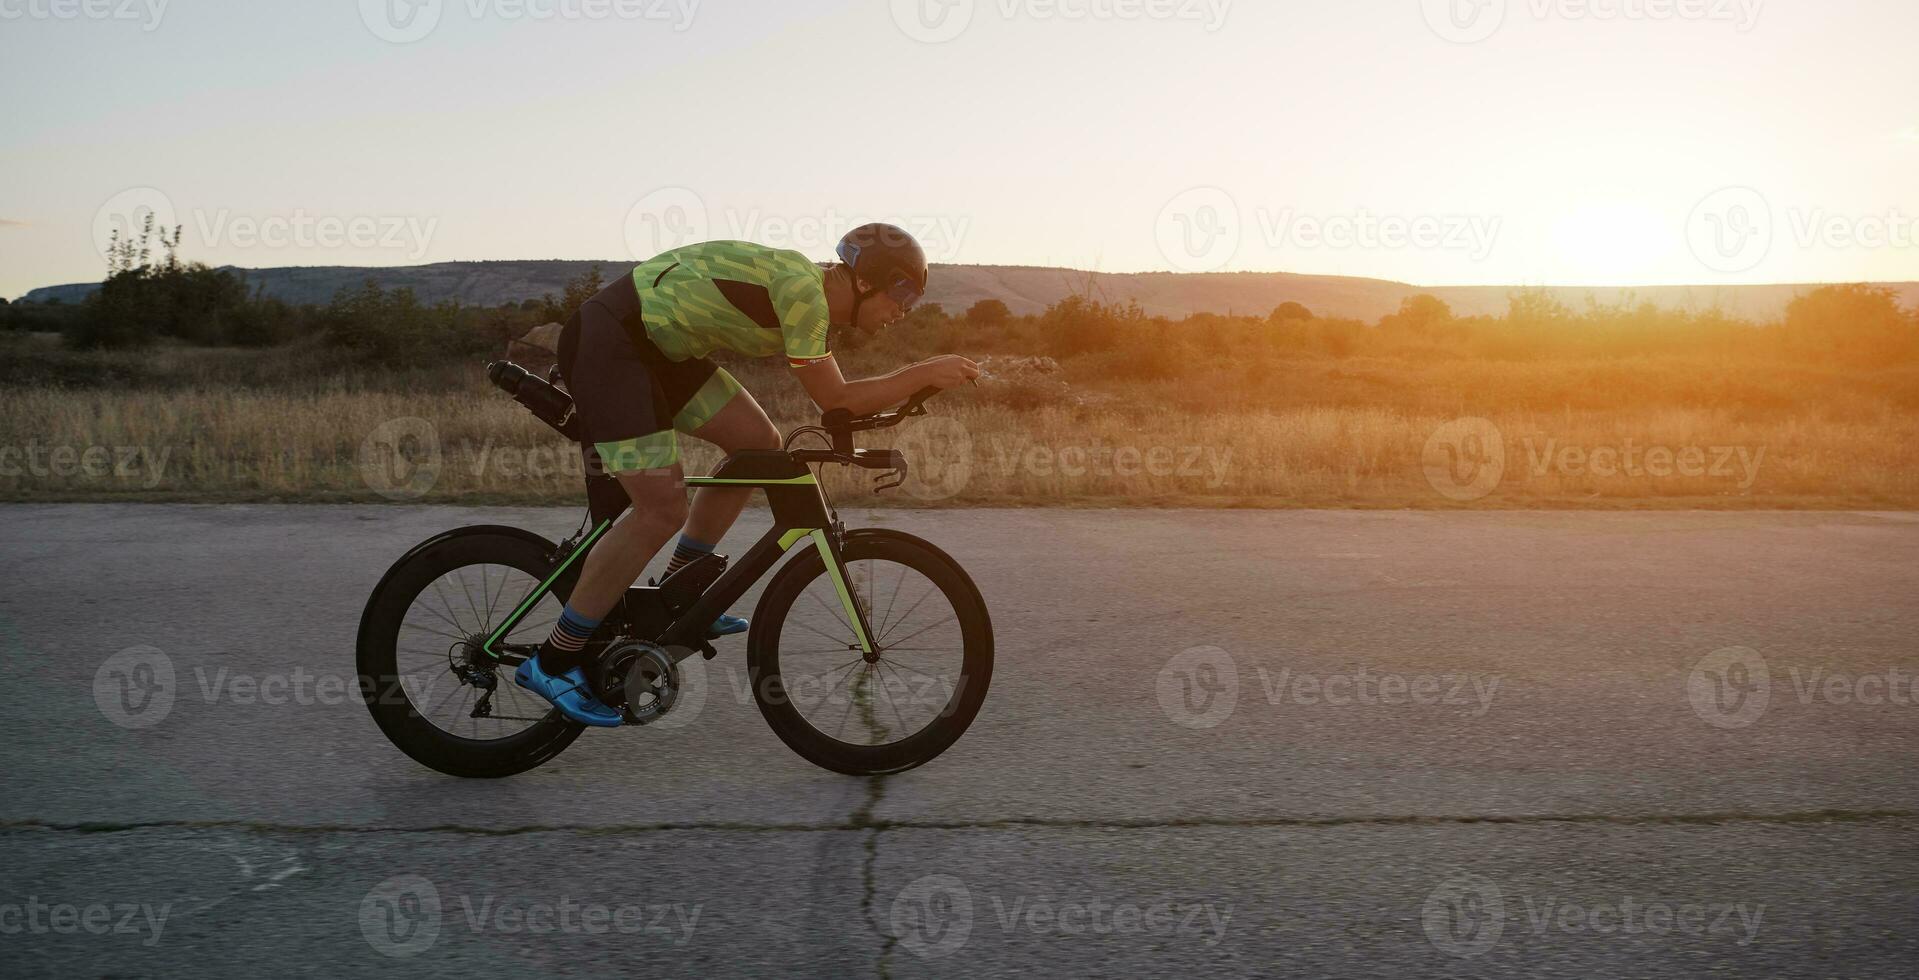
[967, 298, 1012, 325]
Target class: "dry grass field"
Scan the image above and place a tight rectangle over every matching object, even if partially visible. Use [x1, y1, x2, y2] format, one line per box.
[4, 325, 1916, 508]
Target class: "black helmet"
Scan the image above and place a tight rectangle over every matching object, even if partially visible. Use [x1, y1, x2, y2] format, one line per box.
[836, 222, 928, 316]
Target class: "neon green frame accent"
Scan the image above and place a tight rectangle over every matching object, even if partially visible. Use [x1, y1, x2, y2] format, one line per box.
[482, 518, 612, 657]
[683, 474, 819, 487]
[812, 529, 874, 654]
[777, 528, 816, 550]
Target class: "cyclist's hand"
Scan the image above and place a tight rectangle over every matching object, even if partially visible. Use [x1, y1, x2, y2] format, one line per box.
[919, 355, 982, 390]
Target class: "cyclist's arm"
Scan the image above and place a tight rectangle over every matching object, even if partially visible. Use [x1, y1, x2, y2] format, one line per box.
[792, 356, 938, 416]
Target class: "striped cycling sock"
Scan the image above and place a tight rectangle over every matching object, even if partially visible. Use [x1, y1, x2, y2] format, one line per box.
[537, 605, 602, 676]
[662, 535, 716, 580]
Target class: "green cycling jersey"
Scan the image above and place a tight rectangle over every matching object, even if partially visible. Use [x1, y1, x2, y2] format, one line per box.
[629, 240, 833, 367]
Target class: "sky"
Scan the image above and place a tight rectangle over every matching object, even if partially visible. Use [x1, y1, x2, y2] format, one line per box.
[2, 0, 1916, 299]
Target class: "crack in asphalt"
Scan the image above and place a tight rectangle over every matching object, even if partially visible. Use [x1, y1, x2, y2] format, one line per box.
[5, 807, 1913, 838]
[849, 776, 896, 980]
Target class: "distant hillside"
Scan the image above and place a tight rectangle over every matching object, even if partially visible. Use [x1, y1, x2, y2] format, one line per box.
[19, 261, 1918, 323]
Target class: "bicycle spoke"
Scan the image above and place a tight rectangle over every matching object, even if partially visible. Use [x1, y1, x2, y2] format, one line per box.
[431, 578, 477, 635]
[805, 583, 854, 636]
[832, 672, 861, 740]
[455, 568, 484, 633]
[788, 616, 855, 650]
[414, 584, 469, 636]
[876, 563, 909, 638]
[481, 564, 508, 629]
[400, 621, 466, 643]
[873, 662, 912, 735]
[880, 613, 957, 649]
[879, 583, 940, 643]
[875, 656, 946, 681]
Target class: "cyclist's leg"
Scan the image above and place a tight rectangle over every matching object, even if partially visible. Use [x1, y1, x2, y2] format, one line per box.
[678, 369, 780, 546]
[526, 280, 687, 723]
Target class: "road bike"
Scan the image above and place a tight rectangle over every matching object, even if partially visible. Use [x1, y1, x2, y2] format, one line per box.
[356, 363, 993, 778]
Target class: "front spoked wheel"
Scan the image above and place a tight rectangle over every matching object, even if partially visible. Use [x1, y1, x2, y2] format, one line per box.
[357, 528, 585, 778]
[749, 530, 993, 776]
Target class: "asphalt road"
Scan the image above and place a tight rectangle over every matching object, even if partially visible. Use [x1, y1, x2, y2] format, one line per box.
[2, 505, 1916, 978]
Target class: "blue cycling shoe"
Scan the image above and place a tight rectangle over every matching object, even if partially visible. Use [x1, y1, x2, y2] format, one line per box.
[514, 658, 622, 728]
[708, 614, 749, 638]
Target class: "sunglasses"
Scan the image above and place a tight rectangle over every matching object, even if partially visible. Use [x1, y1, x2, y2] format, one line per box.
[882, 275, 925, 312]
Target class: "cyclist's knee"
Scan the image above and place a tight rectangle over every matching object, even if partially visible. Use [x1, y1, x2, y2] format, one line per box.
[736, 419, 781, 453]
[616, 471, 690, 527]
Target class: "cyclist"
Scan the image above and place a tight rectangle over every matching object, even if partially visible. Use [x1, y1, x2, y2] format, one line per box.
[516, 223, 981, 726]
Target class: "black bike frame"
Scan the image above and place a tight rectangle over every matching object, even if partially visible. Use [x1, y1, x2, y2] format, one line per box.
[479, 467, 879, 664]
